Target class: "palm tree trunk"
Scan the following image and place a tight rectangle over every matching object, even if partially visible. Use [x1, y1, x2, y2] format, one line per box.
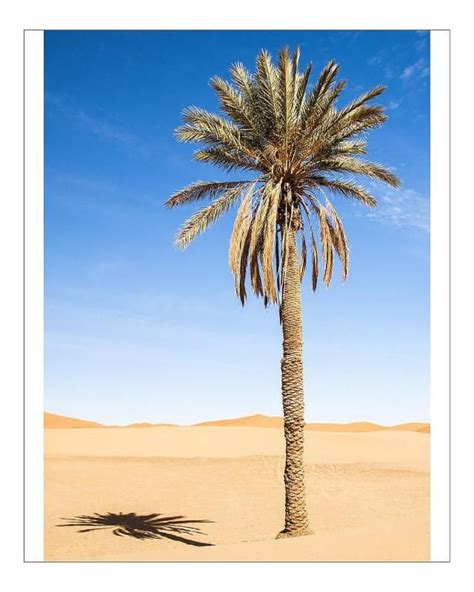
[277, 228, 312, 538]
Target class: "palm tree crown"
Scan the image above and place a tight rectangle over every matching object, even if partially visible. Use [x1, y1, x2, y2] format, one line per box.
[165, 47, 400, 305]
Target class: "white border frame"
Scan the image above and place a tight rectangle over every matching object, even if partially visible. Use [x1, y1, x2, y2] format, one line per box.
[24, 30, 44, 562]
[429, 30, 451, 562]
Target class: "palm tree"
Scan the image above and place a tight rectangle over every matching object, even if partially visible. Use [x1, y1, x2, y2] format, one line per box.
[165, 47, 399, 538]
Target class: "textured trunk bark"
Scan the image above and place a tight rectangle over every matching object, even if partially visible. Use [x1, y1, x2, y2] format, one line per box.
[276, 229, 312, 538]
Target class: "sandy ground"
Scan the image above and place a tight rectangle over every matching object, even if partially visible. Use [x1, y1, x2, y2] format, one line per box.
[45, 426, 430, 561]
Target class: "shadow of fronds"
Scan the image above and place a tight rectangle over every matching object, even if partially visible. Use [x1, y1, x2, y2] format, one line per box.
[57, 512, 214, 547]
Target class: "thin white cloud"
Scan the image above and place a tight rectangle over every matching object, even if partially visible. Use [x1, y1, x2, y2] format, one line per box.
[401, 58, 429, 80]
[365, 187, 429, 232]
[45, 93, 151, 156]
[367, 55, 383, 66]
[415, 31, 429, 51]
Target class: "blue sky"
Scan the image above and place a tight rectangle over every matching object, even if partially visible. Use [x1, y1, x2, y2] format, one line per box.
[44, 30, 430, 426]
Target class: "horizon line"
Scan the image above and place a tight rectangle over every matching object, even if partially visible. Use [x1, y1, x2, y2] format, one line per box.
[44, 410, 430, 430]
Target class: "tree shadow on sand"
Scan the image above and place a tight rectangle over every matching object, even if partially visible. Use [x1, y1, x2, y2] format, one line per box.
[57, 512, 214, 547]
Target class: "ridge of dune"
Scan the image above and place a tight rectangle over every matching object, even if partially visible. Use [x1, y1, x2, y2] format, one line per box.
[44, 412, 105, 429]
[45, 412, 177, 429]
[388, 422, 430, 432]
[124, 422, 176, 428]
[194, 414, 283, 428]
[45, 412, 429, 433]
[193, 415, 429, 432]
[306, 421, 384, 432]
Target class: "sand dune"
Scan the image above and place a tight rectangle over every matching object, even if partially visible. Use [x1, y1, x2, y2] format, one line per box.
[44, 412, 105, 429]
[196, 415, 429, 432]
[195, 413, 282, 428]
[123, 422, 176, 428]
[45, 425, 429, 561]
[45, 411, 429, 433]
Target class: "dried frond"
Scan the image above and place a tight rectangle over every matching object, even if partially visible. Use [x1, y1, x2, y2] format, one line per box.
[309, 225, 319, 291]
[316, 156, 400, 187]
[166, 180, 249, 208]
[316, 204, 334, 286]
[261, 181, 282, 303]
[326, 201, 349, 280]
[250, 245, 264, 297]
[300, 231, 307, 282]
[299, 198, 320, 291]
[275, 230, 281, 295]
[175, 185, 244, 249]
[310, 177, 378, 208]
[249, 188, 271, 296]
[238, 228, 252, 305]
[229, 183, 257, 293]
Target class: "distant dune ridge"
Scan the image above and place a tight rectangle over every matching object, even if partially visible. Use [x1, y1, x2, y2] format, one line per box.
[44, 412, 104, 429]
[44, 412, 429, 432]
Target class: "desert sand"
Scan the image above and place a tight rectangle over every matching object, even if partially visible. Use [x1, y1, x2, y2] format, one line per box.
[45, 416, 430, 562]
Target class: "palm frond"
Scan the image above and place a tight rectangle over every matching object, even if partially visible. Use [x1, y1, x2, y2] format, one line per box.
[248, 188, 271, 297]
[318, 205, 334, 286]
[330, 85, 386, 128]
[229, 183, 257, 296]
[328, 109, 388, 144]
[277, 47, 295, 141]
[315, 156, 400, 187]
[194, 147, 261, 173]
[310, 177, 378, 208]
[166, 180, 249, 208]
[255, 50, 280, 133]
[326, 200, 349, 280]
[210, 75, 260, 137]
[293, 63, 312, 121]
[237, 228, 252, 304]
[302, 60, 339, 121]
[176, 107, 258, 160]
[299, 231, 307, 282]
[309, 224, 319, 291]
[261, 181, 282, 303]
[175, 185, 244, 249]
[330, 140, 368, 156]
[302, 79, 347, 149]
[229, 62, 255, 100]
